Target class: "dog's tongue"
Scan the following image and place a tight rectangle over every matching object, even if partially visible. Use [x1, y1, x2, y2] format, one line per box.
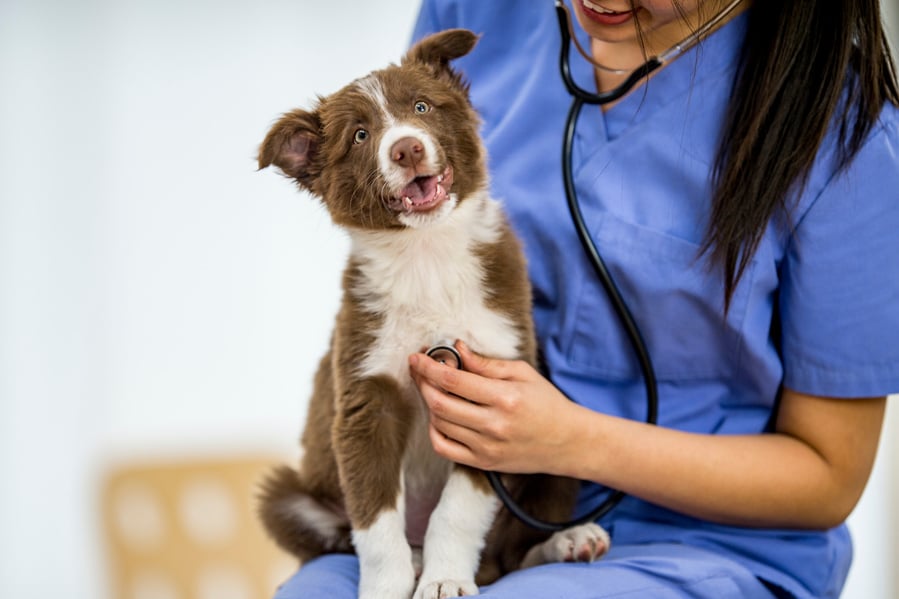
[388, 167, 454, 214]
[399, 175, 438, 205]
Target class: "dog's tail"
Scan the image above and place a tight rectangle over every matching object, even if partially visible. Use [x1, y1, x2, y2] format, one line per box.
[257, 464, 353, 561]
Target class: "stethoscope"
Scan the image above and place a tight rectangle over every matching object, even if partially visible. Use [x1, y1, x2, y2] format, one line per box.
[429, 0, 745, 533]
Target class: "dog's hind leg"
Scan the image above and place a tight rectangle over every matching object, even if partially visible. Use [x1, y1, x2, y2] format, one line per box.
[333, 374, 418, 599]
[476, 473, 586, 583]
[519, 522, 610, 568]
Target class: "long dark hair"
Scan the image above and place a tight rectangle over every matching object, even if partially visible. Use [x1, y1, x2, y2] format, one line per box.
[702, 0, 899, 307]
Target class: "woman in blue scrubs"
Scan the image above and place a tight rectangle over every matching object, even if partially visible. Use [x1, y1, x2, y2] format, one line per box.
[276, 1, 899, 597]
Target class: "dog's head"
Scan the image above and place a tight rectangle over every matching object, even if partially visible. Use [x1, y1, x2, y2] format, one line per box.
[259, 29, 483, 230]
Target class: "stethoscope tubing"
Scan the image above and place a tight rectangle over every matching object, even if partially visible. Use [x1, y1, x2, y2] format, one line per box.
[555, 3, 662, 105]
[560, 96, 659, 431]
[483, 1, 663, 533]
[484, 93, 659, 533]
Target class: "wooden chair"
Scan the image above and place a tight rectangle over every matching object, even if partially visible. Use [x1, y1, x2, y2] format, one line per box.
[101, 455, 297, 599]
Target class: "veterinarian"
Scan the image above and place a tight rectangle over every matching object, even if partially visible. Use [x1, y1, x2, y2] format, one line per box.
[275, 0, 899, 597]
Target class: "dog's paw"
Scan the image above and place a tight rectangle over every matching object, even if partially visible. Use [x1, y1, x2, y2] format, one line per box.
[413, 579, 479, 599]
[540, 522, 611, 563]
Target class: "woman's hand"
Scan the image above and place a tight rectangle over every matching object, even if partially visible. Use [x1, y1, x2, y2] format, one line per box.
[408, 340, 585, 474]
[410, 341, 887, 529]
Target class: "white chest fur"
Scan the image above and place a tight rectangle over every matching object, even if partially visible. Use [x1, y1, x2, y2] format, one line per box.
[350, 193, 522, 384]
[349, 192, 521, 547]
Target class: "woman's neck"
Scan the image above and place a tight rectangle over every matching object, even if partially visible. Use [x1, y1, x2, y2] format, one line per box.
[590, 0, 749, 95]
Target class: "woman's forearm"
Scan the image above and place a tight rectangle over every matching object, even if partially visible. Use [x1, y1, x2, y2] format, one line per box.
[559, 391, 886, 529]
[409, 346, 886, 530]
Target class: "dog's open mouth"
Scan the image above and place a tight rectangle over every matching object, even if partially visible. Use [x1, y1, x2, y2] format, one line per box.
[387, 165, 454, 213]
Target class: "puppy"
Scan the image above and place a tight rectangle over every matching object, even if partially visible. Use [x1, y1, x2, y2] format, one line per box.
[257, 29, 609, 599]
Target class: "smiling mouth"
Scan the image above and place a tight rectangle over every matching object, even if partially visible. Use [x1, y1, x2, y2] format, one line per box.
[583, 0, 622, 14]
[581, 0, 636, 24]
[387, 165, 454, 213]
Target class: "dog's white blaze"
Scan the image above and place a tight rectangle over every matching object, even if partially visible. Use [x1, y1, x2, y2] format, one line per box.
[353, 490, 416, 599]
[354, 74, 395, 128]
[415, 469, 501, 595]
[355, 75, 448, 196]
[351, 193, 522, 383]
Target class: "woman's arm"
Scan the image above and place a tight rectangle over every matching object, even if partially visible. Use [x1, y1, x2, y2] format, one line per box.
[408, 341, 886, 530]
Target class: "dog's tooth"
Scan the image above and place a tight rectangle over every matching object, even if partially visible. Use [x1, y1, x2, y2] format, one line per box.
[437, 174, 444, 183]
[403, 196, 412, 208]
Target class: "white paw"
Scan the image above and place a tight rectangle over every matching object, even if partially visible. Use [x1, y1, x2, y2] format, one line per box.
[541, 522, 611, 563]
[413, 579, 479, 599]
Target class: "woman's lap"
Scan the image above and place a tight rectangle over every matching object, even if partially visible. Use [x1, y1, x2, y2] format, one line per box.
[273, 543, 775, 598]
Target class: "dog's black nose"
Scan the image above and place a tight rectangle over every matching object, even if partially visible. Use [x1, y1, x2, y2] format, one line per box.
[391, 137, 424, 168]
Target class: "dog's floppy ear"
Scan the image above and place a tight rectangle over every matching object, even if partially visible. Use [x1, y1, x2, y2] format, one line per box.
[258, 108, 323, 191]
[402, 29, 479, 82]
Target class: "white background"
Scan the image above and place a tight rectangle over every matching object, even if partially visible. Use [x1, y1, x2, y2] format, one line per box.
[1, 1, 896, 598]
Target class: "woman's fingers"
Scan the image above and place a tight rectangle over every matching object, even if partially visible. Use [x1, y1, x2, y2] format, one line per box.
[416, 374, 483, 427]
[409, 342, 557, 472]
[427, 420, 478, 465]
[427, 409, 502, 470]
[409, 351, 501, 407]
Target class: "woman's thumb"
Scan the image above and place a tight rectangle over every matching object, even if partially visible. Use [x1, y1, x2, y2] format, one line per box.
[456, 340, 513, 379]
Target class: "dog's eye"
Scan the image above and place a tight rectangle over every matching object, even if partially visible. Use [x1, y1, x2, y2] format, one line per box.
[414, 101, 430, 114]
[353, 129, 369, 144]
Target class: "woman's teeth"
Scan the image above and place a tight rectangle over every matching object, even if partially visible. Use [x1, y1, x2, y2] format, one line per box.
[584, 0, 622, 14]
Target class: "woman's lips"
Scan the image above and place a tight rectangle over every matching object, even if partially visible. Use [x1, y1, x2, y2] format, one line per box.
[580, 0, 636, 26]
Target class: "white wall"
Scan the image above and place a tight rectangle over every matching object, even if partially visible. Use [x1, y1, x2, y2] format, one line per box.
[0, 2, 896, 599]
[0, 2, 417, 598]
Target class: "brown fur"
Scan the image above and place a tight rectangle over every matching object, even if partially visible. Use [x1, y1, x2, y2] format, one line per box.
[474, 226, 538, 361]
[256, 29, 579, 587]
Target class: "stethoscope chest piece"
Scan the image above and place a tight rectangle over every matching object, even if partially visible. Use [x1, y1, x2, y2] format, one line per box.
[425, 344, 463, 370]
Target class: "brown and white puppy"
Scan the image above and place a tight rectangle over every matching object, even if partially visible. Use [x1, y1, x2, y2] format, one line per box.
[257, 29, 609, 599]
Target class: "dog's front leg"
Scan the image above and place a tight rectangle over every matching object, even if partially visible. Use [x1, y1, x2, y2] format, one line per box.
[414, 465, 501, 599]
[334, 374, 417, 599]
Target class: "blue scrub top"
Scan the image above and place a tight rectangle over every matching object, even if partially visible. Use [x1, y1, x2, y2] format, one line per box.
[413, 2, 899, 598]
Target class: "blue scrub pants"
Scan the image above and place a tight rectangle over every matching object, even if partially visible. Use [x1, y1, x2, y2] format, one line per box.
[273, 543, 778, 598]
